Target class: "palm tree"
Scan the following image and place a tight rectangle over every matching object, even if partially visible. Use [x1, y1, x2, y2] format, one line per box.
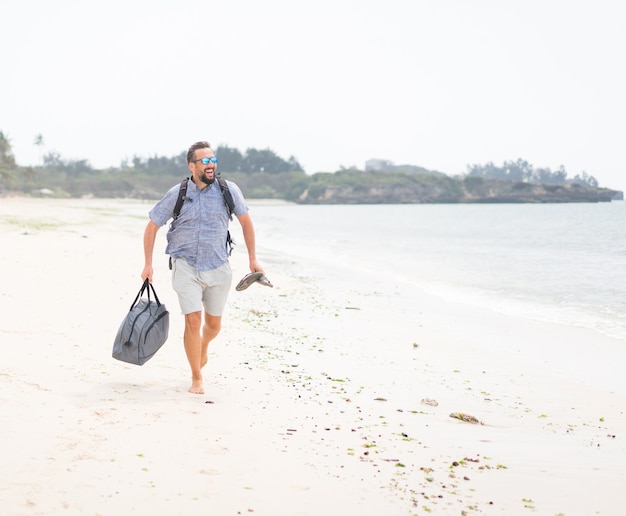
[34, 133, 45, 164]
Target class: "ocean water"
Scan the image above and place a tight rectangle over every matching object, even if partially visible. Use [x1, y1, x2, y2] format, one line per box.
[248, 201, 626, 342]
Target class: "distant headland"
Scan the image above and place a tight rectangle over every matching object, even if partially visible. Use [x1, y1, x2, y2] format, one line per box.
[0, 134, 622, 203]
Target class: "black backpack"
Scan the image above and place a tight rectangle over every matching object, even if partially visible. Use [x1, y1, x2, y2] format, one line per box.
[168, 177, 236, 269]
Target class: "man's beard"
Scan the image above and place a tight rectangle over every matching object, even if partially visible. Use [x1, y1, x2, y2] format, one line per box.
[200, 170, 215, 185]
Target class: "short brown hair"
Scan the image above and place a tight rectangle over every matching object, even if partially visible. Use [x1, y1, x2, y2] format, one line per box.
[186, 141, 211, 163]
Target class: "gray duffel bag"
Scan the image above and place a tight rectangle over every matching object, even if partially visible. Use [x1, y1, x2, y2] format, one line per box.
[113, 279, 169, 365]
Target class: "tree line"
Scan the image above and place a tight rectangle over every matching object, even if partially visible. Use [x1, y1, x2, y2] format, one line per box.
[466, 158, 598, 187]
[0, 129, 610, 202]
[0, 133, 310, 199]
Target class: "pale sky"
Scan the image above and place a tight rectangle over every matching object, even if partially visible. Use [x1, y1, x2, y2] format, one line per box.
[2, 0, 625, 192]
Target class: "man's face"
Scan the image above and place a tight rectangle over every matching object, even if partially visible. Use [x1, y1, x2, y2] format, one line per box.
[189, 148, 217, 185]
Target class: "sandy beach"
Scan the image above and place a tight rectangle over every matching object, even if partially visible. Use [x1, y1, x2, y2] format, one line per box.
[1, 197, 625, 516]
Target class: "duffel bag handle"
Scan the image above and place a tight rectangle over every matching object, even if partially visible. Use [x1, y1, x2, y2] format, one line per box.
[148, 281, 162, 307]
[129, 279, 162, 311]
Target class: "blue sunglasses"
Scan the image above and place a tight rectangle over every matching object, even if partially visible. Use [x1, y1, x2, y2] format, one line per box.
[194, 157, 218, 165]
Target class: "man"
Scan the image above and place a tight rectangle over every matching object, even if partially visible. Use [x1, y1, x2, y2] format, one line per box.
[141, 141, 263, 394]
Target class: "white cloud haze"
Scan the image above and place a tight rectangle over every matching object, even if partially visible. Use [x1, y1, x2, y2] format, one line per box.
[2, 0, 625, 192]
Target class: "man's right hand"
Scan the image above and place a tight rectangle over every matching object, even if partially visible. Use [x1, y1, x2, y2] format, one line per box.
[142, 220, 160, 284]
[141, 265, 153, 283]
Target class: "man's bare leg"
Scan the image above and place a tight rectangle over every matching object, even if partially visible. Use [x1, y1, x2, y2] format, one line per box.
[184, 311, 204, 394]
[201, 313, 222, 368]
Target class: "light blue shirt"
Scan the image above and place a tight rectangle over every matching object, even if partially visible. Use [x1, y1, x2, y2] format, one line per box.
[149, 178, 248, 271]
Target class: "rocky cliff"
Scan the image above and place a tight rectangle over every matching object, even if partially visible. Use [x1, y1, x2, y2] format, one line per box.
[298, 175, 623, 204]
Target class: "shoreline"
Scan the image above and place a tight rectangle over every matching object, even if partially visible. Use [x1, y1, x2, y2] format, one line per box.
[1, 198, 625, 515]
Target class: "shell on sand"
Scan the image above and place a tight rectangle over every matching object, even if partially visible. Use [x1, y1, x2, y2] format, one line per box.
[449, 412, 483, 425]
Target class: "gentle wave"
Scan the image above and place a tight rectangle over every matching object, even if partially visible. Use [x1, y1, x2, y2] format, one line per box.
[249, 201, 626, 342]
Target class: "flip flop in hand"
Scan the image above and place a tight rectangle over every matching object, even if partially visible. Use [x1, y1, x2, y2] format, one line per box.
[235, 272, 273, 291]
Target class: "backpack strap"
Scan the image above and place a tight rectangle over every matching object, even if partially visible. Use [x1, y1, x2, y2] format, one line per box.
[169, 178, 189, 270]
[172, 177, 189, 221]
[217, 177, 235, 255]
[217, 177, 235, 221]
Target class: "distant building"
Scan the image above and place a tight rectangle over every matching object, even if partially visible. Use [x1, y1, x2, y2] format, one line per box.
[365, 159, 395, 172]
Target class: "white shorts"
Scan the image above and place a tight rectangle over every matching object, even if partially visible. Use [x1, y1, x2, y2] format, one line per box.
[171, 258, 232, 316]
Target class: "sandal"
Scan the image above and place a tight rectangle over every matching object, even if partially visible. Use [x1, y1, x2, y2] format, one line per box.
[235, 272, 263, 291]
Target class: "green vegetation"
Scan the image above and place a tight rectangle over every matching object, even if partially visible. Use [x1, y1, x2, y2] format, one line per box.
[0, 130, 620, 203]
[467, 157, 598, 187]
[0, 131, 17, 182]
[0, 136, 309, 200]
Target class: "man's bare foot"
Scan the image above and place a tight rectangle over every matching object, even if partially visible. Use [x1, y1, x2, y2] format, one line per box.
[189, 379, 204, 394]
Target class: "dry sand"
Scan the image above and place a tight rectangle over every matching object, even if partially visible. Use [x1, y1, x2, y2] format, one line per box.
[1, 197, 625, 515]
